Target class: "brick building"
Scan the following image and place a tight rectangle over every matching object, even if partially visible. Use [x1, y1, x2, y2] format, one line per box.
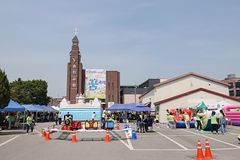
[66, 35, 84, 103]
[222, 74, 240, 98]
[120, 79, 162, 104]
[66, 35, 120, 107]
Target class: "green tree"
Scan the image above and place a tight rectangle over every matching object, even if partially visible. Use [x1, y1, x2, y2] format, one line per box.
[10, 79, 50, 105]
[0, 69, 10, 108]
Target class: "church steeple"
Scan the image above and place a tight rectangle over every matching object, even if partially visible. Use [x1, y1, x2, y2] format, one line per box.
[71, 34, 80, 56]
[72, 28, 79, 45]
[72, 35, 79, 43]
[66, 31, 83, 104]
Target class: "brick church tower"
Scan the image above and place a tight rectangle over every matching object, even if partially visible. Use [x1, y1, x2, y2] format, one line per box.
[66, 35, 84, 104]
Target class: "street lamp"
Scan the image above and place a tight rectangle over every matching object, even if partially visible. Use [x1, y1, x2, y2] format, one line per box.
[134, 85, 137, 104]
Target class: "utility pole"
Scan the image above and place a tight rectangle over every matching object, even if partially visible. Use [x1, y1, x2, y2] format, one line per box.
[134, 85, 137, 104]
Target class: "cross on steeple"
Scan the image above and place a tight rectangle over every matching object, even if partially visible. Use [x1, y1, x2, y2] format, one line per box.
[74, 28, 78, 36]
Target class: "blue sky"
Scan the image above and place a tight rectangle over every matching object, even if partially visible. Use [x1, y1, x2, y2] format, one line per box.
[0, 0, 239, 97]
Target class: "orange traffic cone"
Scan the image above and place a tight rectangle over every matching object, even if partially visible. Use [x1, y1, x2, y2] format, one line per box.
[71, 132, 77, 143]
[205, 139, 213, 160]
[45, 131, 51, 141]
[42, 129, 46, 138]
[115, 123, 121, 130]
[105, 130, 110, 142]
[196, 140, 205, 160]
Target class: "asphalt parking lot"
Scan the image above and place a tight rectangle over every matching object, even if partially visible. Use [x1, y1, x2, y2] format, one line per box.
[0, 123, 240, 160]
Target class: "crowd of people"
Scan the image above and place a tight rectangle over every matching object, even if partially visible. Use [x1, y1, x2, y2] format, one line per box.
[100, 111, 159, 132]
[0, 111, 57, 131]
[135, 113, 156, 133]
[166, 109, 191, 129]
[194, 109, 227, 134]
[165, 108, 227, 135]
[52, 110, 160, 133]
[0, 107, 229, 136]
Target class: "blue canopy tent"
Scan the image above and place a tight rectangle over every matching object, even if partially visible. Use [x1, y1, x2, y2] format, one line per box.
[38, 105, 57, 112]
[107, 104, 131, 112]
[131, 106, 151, 112]
[107, 103, 151, 112]
[0, 100, 25, 112]
[22, 105, 57, 122]
[23, 104, 57, 112]
[22, 105, 44, 112]
[0, 100, 25, 129]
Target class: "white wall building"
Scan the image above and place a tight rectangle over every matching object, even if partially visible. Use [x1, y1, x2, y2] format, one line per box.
[139, 72, 240, 123]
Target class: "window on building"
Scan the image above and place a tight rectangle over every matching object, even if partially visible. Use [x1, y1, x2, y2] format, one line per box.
[235, 82, 240, 88]
[112, 82, 114, 90]
[236, 90, 240, 97]
[229, 91, 234, 96]
[108, 82, 110, 90]
[156, 106, 159, 112]
[112, 95, 114, 101]
[72, 83, 76, 87]
[108, 95, 111, 101]
[229, 82, 234, 89]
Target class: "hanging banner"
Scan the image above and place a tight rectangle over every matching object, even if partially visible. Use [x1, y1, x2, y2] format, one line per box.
[85, 69, 106, 99]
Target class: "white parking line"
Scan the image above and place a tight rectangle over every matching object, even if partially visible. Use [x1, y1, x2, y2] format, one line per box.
[139, 134, 194, 137]
[0, 135, 19, 147]
[168, 135, 195, 137]
[125, 132, 134, 150]
[110, 131, 133, 150]
[133, 147, 240, 151]
[157, 132, 189, 150]
[182, 129, 240, 149]
[133, 148, 185, 151]
[188, 147, 240, 151]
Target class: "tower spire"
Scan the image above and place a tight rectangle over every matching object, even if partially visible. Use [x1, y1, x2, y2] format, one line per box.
[74, 28, 78, 36]
[72, 27, 79, 43]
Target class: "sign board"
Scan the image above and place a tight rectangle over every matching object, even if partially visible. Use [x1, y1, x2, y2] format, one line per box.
[85, 69, 106, 99]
